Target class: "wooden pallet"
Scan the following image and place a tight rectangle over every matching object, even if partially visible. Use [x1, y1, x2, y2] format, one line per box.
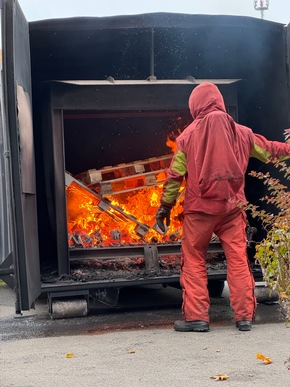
[75, 154, 172, 195]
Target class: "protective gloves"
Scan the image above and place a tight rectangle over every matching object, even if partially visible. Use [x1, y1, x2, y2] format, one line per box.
[156, 205, 171, 233]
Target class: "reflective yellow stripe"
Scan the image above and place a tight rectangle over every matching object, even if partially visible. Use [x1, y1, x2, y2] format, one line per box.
[251, 143, 270, 162]
[278, 155, 290, 161]
[172, 150, 187, 176]
[163, 181, 182, 204]
[163, 150, 187, 204]
[251, 143, 290, 162]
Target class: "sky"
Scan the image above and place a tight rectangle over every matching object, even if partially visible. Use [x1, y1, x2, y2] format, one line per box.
[17, 0, 290, 25]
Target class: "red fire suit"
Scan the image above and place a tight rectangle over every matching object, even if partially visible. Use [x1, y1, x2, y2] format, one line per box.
[160, 82, 290, 323]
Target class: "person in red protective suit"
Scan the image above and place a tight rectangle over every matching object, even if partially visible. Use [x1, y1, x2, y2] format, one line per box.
[156, 82, 290, 332]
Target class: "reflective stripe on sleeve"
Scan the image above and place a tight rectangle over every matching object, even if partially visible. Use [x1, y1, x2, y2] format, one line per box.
[163, 181, 182, 204]
[251, 142, 271, 162]
[172, 150, 187, 176]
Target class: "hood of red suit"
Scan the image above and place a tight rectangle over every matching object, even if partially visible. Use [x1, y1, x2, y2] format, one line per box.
[188, 82, 227, 119]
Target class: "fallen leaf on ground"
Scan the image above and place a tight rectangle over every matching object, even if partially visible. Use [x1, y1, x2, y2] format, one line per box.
[65, 352, 75, 358]
[211, 373, 229, 381]
[256, 353, 272, 364]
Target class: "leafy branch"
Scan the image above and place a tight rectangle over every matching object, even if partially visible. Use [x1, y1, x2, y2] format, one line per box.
[246, 130, 290, 322]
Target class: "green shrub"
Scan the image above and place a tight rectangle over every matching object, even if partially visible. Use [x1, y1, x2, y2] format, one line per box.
[246, 131, 290, 323]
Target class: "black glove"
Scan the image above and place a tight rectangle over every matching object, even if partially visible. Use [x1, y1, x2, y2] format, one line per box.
[156, 205, 171, 233]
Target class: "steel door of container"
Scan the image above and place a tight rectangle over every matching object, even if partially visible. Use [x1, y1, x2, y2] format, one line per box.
[1, 0, 40, 311]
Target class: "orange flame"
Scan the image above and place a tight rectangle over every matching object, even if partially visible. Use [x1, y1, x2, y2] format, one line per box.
[166, 129, 181, 153]
[66, 181, 184, 247]
[67, 127, 187, 248]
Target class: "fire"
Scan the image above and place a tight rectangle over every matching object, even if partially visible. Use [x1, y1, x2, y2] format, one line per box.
[67, 132, 185, 249]
[166, 129, 181, 153]
[166, 138, 177, 153]
[66, 180, 184, 248]
[150, 191, 159, 207]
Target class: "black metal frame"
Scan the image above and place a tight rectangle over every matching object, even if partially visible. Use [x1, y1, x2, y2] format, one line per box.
[39, 77, 265, 297]
[43, 79, 239, 280]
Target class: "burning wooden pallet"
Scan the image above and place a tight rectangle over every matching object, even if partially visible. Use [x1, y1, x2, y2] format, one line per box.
[65, 172, 152, 238]
[75, 154, 172, 196]
[66, 155, 186, 246]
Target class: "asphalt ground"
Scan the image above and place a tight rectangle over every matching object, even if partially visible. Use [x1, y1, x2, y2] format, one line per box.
[0, 281, 290, 387]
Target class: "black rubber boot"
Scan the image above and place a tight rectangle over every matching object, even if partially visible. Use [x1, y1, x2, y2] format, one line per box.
[174, 320, 210, 332]
[236, 320, 252, 331]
